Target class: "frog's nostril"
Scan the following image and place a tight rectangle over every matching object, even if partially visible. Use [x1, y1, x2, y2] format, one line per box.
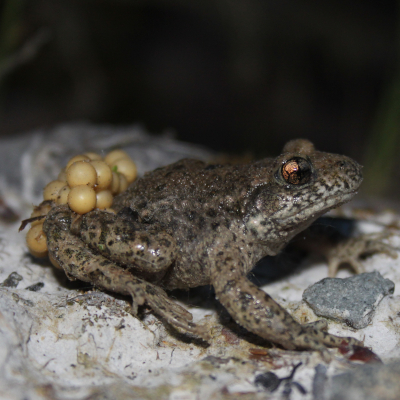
[337, 159, 361, 173]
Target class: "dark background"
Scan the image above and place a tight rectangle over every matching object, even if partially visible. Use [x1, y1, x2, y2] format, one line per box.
[0, 0, 399, 198]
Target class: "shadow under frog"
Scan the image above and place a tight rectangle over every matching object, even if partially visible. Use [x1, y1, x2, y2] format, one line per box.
[42, 139, 363, 357]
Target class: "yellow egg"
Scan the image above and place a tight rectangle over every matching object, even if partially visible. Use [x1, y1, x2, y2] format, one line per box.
[67, 161, 97, 188]
[58, 168, 68, 183]
[112, 158, 137, 183]
[83, 152, 103, 161]
[56, 185, 71, 204]
[90, 160, 113, 191]
[104, 149, 130, 166]
[49, 252, 63, 270]
[43, 180, 66, 201]
[96, 190, 113, 209]
[30, 202, 53, 226]
[110, 171, 120, 195]
[26, 224, 48, 258]
[68, 185, 97, 214]
[66, 155, 90, 170]
[118, 173, 129, 193]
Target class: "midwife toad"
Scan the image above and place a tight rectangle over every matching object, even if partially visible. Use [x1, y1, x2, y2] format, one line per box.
[42, 139, 363, 354]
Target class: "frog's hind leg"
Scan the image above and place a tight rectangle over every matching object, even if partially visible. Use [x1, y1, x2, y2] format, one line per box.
[43, 206, 208, 339]
[74, 209, 179, 282]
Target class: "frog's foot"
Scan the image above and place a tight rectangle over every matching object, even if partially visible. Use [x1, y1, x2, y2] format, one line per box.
[301, 322, 362, 348]
[301, 320, 362, 348]
[304, 320, 328, 331]
[141, 284, 210, 340]
[292, 322, 363, 361]
[289, 326, 362, 362]
[327, 231, 398, 277]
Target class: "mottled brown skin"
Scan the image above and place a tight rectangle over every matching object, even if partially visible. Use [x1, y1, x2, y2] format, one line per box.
[43, 139, 364, 356]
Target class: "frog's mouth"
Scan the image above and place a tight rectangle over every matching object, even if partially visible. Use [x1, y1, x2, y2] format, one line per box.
[307, 190, 359, 214]
[273, 189, 359, 228]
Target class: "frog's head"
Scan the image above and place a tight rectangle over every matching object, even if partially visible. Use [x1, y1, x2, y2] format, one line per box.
[245, 139, 363, 252]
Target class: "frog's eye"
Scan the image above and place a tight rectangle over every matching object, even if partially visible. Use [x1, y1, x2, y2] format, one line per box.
[281, 157, 312, 185]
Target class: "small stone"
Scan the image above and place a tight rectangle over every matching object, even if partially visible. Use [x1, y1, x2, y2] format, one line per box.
[303, 271, 394, 329]
[25, 282, 45, 292]
[313, 364, 327, 400]
[328, 362, 400, 400]
[0, 272, 23, 288]
[254, 372, 281, 392]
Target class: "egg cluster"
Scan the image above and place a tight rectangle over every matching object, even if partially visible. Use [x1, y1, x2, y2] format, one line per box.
[26, 149, 137, 258]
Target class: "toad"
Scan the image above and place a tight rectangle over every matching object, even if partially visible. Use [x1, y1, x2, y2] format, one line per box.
[42, 139, 363, 354]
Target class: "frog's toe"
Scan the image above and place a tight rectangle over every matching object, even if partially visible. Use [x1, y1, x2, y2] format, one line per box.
[147, 285, 194, 321]
[322, 333, 363, 348]
[305, 326, 363, 348]
[158, 294, 194, 321]
[328, 257, 365, 278]
[327, 231, 398, 277]
[304, 320, 328, 331]
[291, 325, 362, 361]
[126, 282, 147, 316]
[145, 293, 209, 340]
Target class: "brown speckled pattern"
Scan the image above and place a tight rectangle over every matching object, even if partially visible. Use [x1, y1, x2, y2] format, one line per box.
[42, 139, 363, 356]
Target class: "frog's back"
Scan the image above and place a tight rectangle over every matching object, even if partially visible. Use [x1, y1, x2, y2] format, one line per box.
[122, 159, 217, 204]
[112, 158, 270, 240]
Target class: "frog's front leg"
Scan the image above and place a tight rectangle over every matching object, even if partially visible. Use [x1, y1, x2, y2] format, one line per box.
[43, 206, 208, 338]
[327, 231, 398, 277]
[209, 244, 362, 354]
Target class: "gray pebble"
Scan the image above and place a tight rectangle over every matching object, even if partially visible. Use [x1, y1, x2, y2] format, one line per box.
[303, 271, 394, 329]
[313, 364, 327, 400]
[328, 362, 400, 400]
[0, 272, 23, 288]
